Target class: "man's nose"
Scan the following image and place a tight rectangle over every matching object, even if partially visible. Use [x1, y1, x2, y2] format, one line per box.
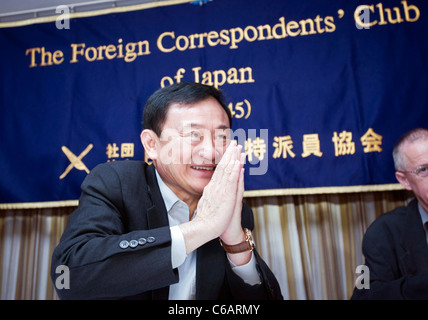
[199, 138, 217, 161]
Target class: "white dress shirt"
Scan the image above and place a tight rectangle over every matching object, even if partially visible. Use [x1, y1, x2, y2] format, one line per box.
[155, 170, 261, 300]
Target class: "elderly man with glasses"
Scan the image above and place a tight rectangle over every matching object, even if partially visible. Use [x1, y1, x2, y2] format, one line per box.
[351, 128, 428, 300]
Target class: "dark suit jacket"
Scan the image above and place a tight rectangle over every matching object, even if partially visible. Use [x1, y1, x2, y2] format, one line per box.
[51, 161, 283, 300]
[351, 199, 428, 299]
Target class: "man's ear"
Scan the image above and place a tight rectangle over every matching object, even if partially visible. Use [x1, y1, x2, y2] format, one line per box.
[395, 171, 412, 191]
[140, 129, 159, 161]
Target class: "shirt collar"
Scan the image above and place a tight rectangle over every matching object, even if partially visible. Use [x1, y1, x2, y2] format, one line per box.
[418, 202, 428, 227]
[155, 169, 181, 213]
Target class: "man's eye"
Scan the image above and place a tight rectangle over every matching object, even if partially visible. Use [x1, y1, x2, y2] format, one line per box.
[216, 134, 227, 141]
[416, 166, 428, 177]
[190, 132, 201, 141]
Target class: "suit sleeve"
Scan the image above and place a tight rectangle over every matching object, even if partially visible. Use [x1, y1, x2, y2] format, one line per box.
[350, 221, 428, 300]
[225, 203, 283, 300]
[50, 164, 178, 299]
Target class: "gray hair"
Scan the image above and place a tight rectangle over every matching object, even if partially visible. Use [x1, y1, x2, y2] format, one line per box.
[392, 128, 428, 171]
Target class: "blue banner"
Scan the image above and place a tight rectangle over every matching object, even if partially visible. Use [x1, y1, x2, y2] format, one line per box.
[1, 0, 428, 206]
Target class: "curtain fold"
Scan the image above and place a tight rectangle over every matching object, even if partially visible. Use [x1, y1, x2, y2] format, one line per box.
[0, 207, 72, 300]
[0, 190, 412, 299]
[245, 190, 412, 300]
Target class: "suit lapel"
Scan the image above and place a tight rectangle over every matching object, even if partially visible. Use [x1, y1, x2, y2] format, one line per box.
[145, 164, 169, 229]
[399, 200, 428, 274]
[195, 238, 227, 299]
[144, 164, 170, 300]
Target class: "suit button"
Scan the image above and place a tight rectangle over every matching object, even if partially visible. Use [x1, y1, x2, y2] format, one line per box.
[138, 238, 147, 246]
[119, 240, 129, 249]
[129, 240, 138, 248]
[147, 236, 155, 243]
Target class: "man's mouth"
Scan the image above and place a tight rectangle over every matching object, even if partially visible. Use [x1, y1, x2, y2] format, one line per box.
[191, 166, 215, 171]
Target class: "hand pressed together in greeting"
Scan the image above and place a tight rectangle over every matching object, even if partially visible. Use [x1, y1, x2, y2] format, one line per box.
[179, 141, 250, 264]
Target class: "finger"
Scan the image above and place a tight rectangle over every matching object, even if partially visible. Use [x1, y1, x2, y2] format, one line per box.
[238, 167, 245, 196]
[217, 140, 235, 170]
[232, 168, 245, 218]
[226, 159, 242, 183]
[235, 168, 244, 203]
[229, 147, 244, 176]
[217, 149, 242, 198]
[224, 140, 238, 164]
[223, 149, 240, 179]
[239, 151, 246, 165]
[235, 144, 242, 163]
[212, 140, 237, 181]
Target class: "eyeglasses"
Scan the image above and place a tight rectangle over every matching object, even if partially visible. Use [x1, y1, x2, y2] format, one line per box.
[399, 165, 428, 178]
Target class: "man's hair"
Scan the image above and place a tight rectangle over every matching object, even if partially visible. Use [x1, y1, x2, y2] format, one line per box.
[392, 128, 428, 171]
[142, 82, 232, 136]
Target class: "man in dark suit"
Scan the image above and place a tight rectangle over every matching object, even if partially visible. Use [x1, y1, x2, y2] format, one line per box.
[51, 82, 283, 300]
[351, 128, 428, 299]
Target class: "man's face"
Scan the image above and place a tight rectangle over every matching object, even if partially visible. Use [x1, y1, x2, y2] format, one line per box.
[395, 137, 428, 212]
[151, 97, 231, 201]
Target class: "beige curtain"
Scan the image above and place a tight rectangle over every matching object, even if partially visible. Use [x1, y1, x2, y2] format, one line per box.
[0, 189, 412, 300]
[0, 207, 73, 300]
[246, 190, 412, 299]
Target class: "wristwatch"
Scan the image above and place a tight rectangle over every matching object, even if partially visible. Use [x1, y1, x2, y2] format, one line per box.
[219, 228, 255, 254]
